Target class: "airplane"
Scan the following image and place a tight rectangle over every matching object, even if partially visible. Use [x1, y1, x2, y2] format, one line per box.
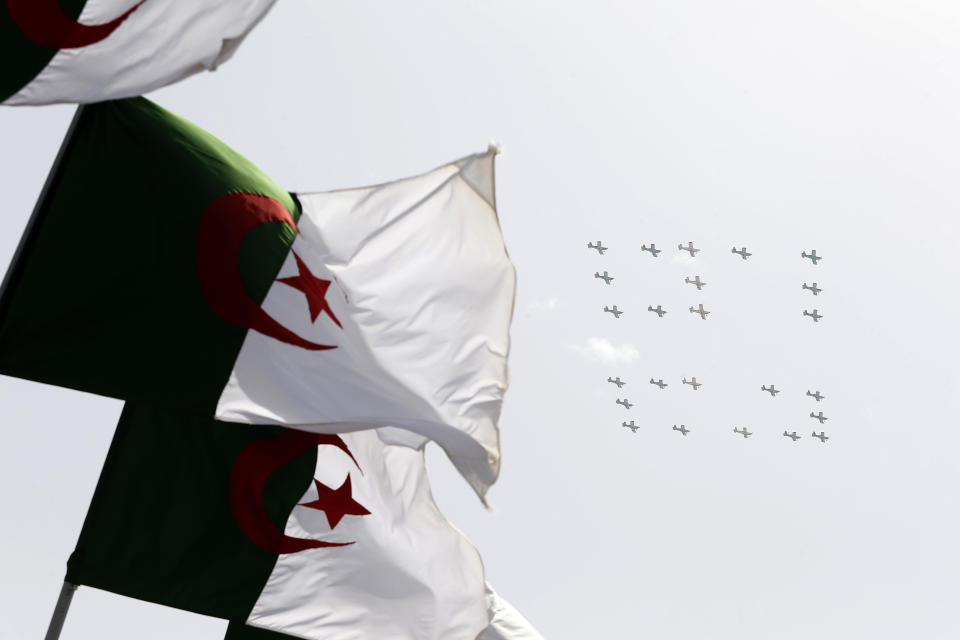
[689, 303, 710, 319]
[679, 241, 700, 257]
[801, 249, 821, 265]
[672, 424, 690, 436]
[641, 244, 661, 257]
[604, 305, 623, 318]
[616, 398, 634, 410]
[648, 304, 667, 317]
[732, 246, 752, 260]
[733, 427, 752, 438]
[803, 309, 822, 323]
[810, 411, 828, 424]
[761, 384, 780, 396]
[650, 378, 668, 389]
[806, 389, 825, 402]
[783, 430, 801, 441]
[812, 431, 829, 443]
[588, 241, 607, 255]
[802, 282, 822, 296]
[622, 420, 639, 433]
[682, 377, 702, 390]
[684, 275, 706, 290]
[595, 271, 614, 285]
[607, 376, 626, 388]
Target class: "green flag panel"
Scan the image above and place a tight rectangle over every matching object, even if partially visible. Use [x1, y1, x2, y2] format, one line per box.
[0, 97, 299, 414]
[225, 621, 300, 640]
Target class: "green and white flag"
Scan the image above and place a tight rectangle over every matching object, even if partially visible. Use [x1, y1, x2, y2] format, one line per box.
[1, 0, 276, 105]
[69, 404, 541, 639]
[0, 98, 514, 497]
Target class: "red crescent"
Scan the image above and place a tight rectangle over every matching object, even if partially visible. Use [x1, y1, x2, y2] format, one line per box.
[196, 192, 336, 351]
[5, 0, 146, 50]
[229, 429, 361, 554]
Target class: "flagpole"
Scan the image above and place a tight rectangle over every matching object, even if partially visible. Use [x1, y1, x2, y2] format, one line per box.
[43, 581, 77, 640]
[0, 104, 86, 319]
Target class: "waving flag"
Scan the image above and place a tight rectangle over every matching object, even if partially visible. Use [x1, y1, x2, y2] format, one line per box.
[0, 97, 514, 496]
[1, 0, 276, 105]
[68, 404, 540, 639]
[223, 584, 543, 639]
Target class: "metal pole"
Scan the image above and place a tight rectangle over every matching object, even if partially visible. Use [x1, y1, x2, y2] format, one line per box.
[43, 581, 77, 640]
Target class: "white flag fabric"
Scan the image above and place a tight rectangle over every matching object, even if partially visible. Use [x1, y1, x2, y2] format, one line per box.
[480, 585, 545, 640]
[216, 149, 515, 499]
[3, 0, 276, 105]
[243, 429, 541, 640]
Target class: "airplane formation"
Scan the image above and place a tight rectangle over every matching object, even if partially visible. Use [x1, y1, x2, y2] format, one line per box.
[604, 376, 832, 442]
[589, 241, 832, 444]
[689, 303, 710, 320]
[589, 241, 825, 325]
[595, 270, 614, 285]
[604, 305, 623, 318]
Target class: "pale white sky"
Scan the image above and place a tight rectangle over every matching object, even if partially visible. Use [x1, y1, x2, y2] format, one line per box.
[3, 1, 960, 638]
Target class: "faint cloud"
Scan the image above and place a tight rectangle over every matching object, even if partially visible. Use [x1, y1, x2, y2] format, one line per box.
[569, 337, 640, 364]
[525, 297, 564, 312]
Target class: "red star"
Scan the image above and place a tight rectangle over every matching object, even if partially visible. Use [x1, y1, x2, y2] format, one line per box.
[277, 252, 343, 329]
[299, 474, 371, 529]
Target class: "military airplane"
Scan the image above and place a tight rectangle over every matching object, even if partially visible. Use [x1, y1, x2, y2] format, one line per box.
[679, 241, 700, 257]
[761, 384, 780, 396]
[810, 411, 828, 424]
[803, 309, 822, 323]
[641, 244, 661, 257]
[732, 246, 752, 260]
[689, 303, 710, 319]
[802, 282, 822, 296]
[812, 431, 829, 442]
[682, 377, 702, 390]
[588, 241, 607, 255]
[783, 430, 801, 441]
[684, 275, 706, 290]
[801, 249, 821, 265]
[595, 271, 614, 285]
[806, 389, 825, 402]
[672, 424, 690, 436]
[616, 398, 634, 410]
[607, 376, 626, 388]
[733, 427, 752, 438]
[623, 421, 639, 433]
[648, 304, 667, 317]
[650, 378, 668, 389]
[604, 305, 623, 318]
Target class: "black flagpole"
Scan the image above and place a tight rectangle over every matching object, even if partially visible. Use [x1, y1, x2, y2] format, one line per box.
[43, 581, 77, 640]
[0, 104, 86, 320]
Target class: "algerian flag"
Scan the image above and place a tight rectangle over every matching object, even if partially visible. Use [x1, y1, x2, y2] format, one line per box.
[0, 97, 514, 497]
[1, 0, 276, 105]
[68, 404, 541, 639]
